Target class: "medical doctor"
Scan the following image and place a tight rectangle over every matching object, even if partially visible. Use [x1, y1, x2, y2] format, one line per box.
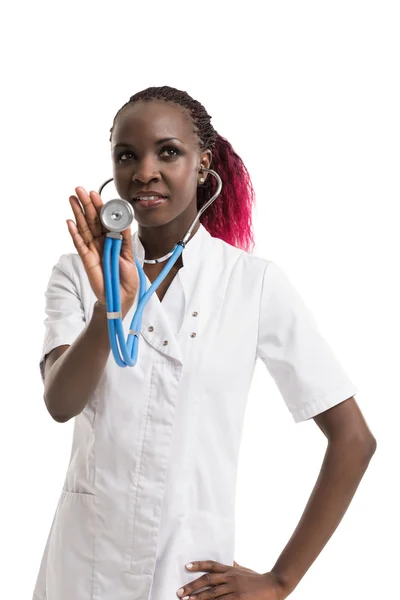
[33, 85, 376, 600]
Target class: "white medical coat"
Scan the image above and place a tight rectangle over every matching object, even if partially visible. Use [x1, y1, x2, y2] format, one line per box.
[33, 223, 358, 600]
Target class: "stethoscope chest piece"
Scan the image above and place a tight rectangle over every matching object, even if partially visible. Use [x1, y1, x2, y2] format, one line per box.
[100, 198, 134, 232]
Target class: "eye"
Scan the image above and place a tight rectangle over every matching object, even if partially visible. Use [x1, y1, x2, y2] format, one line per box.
[160, 146, 181, 158]
[117, 151, 134, 162]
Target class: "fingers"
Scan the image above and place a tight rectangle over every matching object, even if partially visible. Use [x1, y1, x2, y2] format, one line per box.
[74, 187, 104, 241]
[69, 196, 94, 247]
[89, 190, 107, 234]
[120, 226, 134, 260]
[66, 219, 90, 261]
[69, 187, 134, 262]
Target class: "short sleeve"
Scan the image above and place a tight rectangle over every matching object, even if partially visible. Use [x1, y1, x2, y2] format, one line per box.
[39, 254, 87, 383]
[256, 261, 358, 423]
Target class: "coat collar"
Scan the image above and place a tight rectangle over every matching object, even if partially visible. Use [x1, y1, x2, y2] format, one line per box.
[131, 222, 210, 269]
[130, 223, 213, 364]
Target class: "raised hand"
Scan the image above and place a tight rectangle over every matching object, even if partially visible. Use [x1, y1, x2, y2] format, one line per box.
[66, 186, 139, 315]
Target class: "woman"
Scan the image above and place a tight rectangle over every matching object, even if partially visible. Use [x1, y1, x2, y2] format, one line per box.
[33, 86, 376, 600]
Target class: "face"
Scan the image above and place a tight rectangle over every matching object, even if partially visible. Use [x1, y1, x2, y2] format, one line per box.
[111, 100, 211, 232]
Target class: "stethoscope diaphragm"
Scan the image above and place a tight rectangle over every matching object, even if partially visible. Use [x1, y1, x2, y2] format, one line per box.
[100, 198, 134, 232]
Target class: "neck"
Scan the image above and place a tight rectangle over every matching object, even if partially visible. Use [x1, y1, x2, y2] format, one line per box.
[138, 219, 200, 261]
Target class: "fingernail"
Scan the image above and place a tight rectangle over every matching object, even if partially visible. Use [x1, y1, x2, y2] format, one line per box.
[186, 562, 193, 569]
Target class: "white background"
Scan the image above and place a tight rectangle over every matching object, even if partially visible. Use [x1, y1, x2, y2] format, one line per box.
[1, 1, 398, 598]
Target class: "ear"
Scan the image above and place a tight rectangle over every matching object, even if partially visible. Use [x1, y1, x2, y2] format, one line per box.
[199, 149, 212, 172]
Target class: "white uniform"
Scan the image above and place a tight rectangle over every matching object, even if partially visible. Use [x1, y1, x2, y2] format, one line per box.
[33, 223, 358, 600]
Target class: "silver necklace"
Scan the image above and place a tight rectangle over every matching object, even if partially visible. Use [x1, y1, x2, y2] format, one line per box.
[143, 249, 175, 265]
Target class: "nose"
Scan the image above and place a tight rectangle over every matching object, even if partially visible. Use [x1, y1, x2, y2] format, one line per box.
[131, 156, 160, 185]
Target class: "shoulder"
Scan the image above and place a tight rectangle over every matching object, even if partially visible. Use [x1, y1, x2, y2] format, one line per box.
[63, 252, 88, 280]
[51, 252, 90, 295]
[207, 232, 272, 277]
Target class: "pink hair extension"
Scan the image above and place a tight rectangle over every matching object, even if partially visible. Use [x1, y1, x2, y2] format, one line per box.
[197, 133, 256, 253]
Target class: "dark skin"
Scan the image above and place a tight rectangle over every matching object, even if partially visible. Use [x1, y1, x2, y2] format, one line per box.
[67, 100, 376, 597]
[174, 399, 376, 599]
[110, 100, 212, 297]
[111, 101, 376, 598]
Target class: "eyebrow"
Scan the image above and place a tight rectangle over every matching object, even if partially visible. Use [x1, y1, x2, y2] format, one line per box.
[113, 137, 183, 148]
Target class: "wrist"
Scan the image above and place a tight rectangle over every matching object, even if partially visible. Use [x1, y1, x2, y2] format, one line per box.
[266, 570, 293, 599]
[93, 300, 132, 321]
[93, 301, 108, 320]
[94, 300, 107, 310]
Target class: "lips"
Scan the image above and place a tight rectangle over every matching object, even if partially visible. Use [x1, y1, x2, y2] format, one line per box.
[133, 191, 168, 200]
[135, 197, 168, 209]
[134, 194, 166, 202]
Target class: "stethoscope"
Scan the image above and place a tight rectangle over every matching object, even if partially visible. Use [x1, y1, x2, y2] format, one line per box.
[97, 167, 222, 368]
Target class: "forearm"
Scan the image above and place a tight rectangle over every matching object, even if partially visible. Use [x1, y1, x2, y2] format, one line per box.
[44, 301, 130, 422]
[270, 436, 376, 596]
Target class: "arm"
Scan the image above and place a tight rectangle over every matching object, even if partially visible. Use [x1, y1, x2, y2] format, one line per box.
[269, 396, 377, 597]
[44, 301, 130, 423]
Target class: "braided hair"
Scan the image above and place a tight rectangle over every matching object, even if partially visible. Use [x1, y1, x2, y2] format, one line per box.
[109, 86, 256, 253]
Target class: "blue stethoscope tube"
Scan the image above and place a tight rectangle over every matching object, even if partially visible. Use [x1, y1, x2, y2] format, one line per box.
[103, 237, 184, 367]
[98, 168, 222, 367]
